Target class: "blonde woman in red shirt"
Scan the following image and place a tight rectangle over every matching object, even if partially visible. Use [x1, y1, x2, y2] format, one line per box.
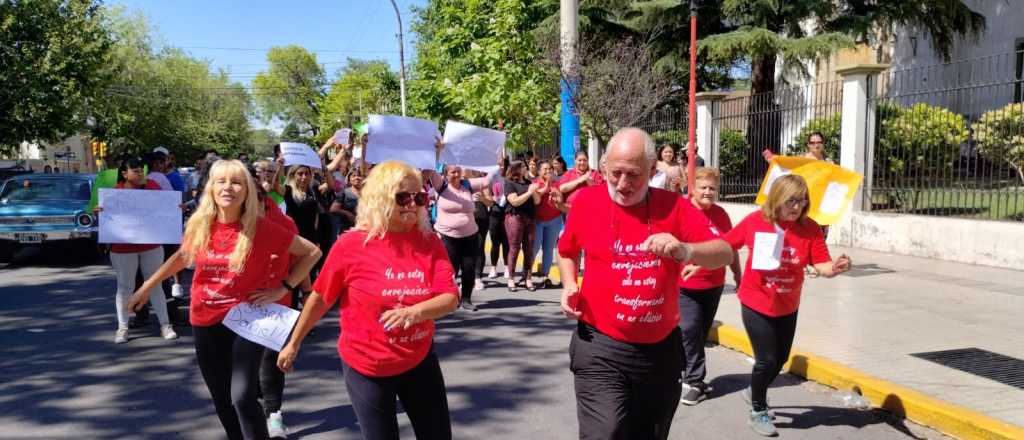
[723, 174, 851, 437]
[278, 160, 460, 440]
[127, 159, 321, 440]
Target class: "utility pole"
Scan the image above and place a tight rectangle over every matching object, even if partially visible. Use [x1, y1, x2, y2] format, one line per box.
[560, 0, 579, 167]
[388, 0, 408, 116]
[686, 0, 699, 194]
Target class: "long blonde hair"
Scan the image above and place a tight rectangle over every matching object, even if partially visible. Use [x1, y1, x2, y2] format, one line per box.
[286, 165, 312, 202]
[182, 159, 262, 272]
[761, 174, 810, 223]
[355, 161, 428, 242]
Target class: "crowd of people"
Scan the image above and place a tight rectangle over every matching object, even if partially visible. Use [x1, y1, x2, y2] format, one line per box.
[100, 127, 850, 439]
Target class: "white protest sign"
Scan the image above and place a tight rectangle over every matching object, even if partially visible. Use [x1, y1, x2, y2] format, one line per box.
[98, 189, 183, 244]
[366, 114, 441, 170]
[440, 120, 505, 173]
[750, 230, 784, 270]
[280, 142, 322, 169]
[222, 302, 300, 352]
[334, 128, 352, 146]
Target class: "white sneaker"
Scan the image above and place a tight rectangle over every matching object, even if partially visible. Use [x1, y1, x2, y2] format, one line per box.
[474, 279, 484, 291]
[267, 411, 288, 438]
[114, 327, 128, 344]
[171, 283, 185, 298]
[160, 324, 178, 340]
[487, 268, 498, 279]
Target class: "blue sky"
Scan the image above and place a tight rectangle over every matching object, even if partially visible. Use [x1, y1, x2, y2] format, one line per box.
[109, 0, 426, 85]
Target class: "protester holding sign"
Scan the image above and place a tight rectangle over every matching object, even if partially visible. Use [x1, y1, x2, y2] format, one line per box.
[557, 128, 733, 440]
[676, 168, 743, 406]
[273, 161, 322, 281]
[126, 160, 321, 440]
[277, 161, 459, 440]
[96, 156, 177, 344]
[425, 159, 498, 311]
[723, 174, 851, 437]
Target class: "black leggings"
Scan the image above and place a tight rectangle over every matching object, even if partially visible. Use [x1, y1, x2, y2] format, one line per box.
[488, 212, 508, 268]
[741, 305, 798, 412]
[678, 286, 724, 387]
[441, 234, 477, 302]
[258, 296, 295, 417]
[343, 351, 452, 440]
[474, 202, 490, 277]
[194, 323, 269, 440]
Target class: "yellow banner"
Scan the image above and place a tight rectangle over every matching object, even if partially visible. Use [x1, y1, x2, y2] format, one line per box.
[755, 156, 863, 226]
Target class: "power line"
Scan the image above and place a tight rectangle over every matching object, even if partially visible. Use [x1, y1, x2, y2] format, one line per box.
[180, 46, 399, 54]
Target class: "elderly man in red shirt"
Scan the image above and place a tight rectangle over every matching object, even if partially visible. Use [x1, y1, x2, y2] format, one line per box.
[558, 128, 734, 440]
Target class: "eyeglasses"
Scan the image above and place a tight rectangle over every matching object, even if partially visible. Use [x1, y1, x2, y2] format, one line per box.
[808, 140, 824, 145]
[784, 198, 809, 208]
[395, 191, 429, 207]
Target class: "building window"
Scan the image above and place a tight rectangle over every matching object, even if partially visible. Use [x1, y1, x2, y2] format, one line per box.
[1015, 39, 1024, 103]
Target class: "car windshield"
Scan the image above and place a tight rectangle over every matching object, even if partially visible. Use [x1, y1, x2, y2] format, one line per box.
[0, 179, 91, 203]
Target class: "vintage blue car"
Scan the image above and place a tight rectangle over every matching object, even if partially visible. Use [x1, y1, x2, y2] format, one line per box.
[0, 173, 99, 262]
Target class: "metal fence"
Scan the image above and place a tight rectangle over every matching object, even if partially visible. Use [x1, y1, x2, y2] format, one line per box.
[867, 50, 1024, 221]
[713, 81, 844, 202]
[635, 107, 689, 150]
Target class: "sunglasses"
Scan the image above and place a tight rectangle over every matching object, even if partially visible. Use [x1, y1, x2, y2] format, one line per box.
[784, 198, 809, 208]
[395, 191, 429, 207]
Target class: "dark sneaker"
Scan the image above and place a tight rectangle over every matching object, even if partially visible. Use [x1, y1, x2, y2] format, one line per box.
[461, 300, 478, 312]
[680, 385, 704, 405]
[749, 409, 779, 437]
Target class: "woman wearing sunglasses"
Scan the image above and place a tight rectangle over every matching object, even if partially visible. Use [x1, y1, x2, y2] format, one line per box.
[722, 174, 851, 437]
[278, 160, 459, 440]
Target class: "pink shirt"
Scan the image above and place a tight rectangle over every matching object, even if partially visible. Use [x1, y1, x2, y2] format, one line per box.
[430, 173, 494, 238]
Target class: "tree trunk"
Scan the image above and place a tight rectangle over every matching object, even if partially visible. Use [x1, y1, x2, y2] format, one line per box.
[750, 54, 777, 97]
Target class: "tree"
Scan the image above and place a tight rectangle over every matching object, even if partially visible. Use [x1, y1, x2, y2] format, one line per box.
[252, 46, 326, 134]
[0, 0, 112, 155]
[539, 33, 674, 145]
[317, 58, 400, 142]
[701, 0, 985, 97]
[90, 7, 253, 161]
[410, 0, 558, 151]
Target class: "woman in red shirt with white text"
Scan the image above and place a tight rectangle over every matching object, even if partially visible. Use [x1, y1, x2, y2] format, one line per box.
[127, 159, 321, 440]
[723, 174, 851, 437]
[676, 167, 743, 406]
[277, 160, 460, 440]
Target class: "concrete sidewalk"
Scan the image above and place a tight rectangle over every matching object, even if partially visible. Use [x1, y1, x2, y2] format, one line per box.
[711, 245, 1024, 439]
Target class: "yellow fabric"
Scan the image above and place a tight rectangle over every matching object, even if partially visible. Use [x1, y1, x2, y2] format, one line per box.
[755, 156, 863, 226]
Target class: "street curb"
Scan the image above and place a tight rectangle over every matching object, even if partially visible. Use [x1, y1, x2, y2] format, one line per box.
[709, 322, 1024, 440]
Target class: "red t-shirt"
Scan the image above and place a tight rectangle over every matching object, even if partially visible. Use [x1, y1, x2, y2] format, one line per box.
[534, 178, 562, 222]
[110, 180, 164, 254]
[313, 229, 458, 377]
[724, 212, 831, 317]
[262, 197, 299, 307]
[558, 186, 717, 344]
[560, 168, 605, 206]
[189, 217, 295, 326]
[679, 201, 734, 290]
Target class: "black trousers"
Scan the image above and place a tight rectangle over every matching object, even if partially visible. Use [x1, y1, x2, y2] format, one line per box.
[741, 305, 799, 412]
[678, 286, 724, 387]
[474, 201, 490, 277]
[258, 295, 295, 416]
[342, 350, 452, 440]
[570, 322, 683, 440]
[441, 233, 477, 302]
[488, 212, 508, 268]
[194, 323, 269, 440]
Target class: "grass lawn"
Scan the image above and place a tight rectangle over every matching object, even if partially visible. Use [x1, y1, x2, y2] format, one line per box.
[870, 187, 1024, 221]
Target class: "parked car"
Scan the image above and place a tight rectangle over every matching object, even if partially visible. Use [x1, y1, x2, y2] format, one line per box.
[0, 173, 99, 262]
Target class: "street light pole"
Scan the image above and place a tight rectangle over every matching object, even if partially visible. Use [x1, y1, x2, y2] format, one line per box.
[686, 0, 698, 194]
[388, 0, 408, 116]
[559, 0, 580, 168]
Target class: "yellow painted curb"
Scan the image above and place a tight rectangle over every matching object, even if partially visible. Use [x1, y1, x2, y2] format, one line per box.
[710, 323, 1024, 440]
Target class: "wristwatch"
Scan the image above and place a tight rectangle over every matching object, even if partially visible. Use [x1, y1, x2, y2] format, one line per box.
[282, 280, 296, 291]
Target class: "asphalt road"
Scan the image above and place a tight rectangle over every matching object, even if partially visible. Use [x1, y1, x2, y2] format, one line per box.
[0, 248, 949, 439]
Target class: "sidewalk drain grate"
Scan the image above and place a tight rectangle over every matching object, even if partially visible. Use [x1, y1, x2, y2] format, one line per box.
[911, 348, 1024, 390]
